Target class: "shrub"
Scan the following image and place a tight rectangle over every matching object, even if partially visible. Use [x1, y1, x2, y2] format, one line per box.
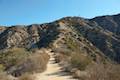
[86, 64, 120, 80]
[0, 48, 30, 69]
[0, 64, 5, 72]
[23, 52, 50, 73]
[70, 53, 92, 70]
[10, 49, 49, 77]
[65, 36, 79, 51]
[0, 48, 50, 77]
[55, 53, 68, 63]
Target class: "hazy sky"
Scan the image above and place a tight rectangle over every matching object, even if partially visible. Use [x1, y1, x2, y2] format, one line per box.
[0, 0, 120, 26]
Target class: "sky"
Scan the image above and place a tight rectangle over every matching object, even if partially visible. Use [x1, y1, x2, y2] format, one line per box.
[0, 0, 120, 26]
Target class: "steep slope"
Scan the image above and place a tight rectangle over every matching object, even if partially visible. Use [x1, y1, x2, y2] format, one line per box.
[0, 23, 59, 49]
[91, 14, 120, 36]
[57, 17, 120, 63]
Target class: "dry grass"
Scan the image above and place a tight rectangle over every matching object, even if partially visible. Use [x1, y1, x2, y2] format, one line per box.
[85, 64, 120, 80]
[0, 72, 12, 80]
[18, 73, 34, 80]
[24, 51, 50, 73]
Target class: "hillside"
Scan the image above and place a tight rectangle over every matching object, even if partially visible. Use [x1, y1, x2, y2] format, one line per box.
[0, 14, 120, 64]
[0, 14, 120, 80]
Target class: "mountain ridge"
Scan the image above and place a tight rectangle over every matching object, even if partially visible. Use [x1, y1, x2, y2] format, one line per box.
[0, 14, 120, 63]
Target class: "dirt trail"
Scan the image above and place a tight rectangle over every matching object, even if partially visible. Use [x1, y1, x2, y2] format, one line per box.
[34, 50, 77, 80]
